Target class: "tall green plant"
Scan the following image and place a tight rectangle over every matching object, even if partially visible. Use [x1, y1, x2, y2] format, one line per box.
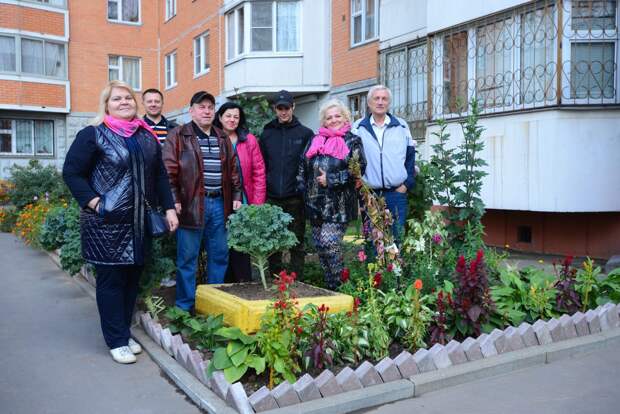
[428, 119, 457, 210]
[232, 92, 274, 136]
[60, 201, 84, 276]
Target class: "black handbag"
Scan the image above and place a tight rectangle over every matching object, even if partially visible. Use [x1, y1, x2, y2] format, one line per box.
[144, 195, 169, 238]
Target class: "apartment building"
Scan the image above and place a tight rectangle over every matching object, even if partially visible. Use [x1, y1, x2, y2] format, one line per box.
[1, 0, 618, 258]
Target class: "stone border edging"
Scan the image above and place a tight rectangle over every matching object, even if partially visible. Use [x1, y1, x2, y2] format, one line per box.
[44, 249, 620, 414]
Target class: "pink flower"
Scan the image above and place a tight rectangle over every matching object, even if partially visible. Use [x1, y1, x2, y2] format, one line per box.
[357, 250, 367, 262]
[432, 233, 442, 244]
[387, 263, 394, 272]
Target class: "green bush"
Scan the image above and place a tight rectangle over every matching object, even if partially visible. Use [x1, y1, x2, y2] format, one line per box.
[7, 160, 71, 209]
[140, 236, 177, 297]
[407, 161, 434, 222]
[39, 205, 68, 251]
[60, 202, 84, 276]
[0, 207, 18, 233]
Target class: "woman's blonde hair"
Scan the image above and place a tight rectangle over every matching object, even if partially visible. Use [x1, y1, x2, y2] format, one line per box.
[90, 80, 138, 125]
[318, 99, 352, 127]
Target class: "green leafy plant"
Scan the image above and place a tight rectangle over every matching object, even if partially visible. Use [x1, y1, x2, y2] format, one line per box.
[7, 160, 71, 209]
[209, 327, 266, 384]
[576, 259, 620, 308]
[59, 201, 84, 276]
[324, 302, 363, 365]
[39, 204, 68, 251]
[357, 262, 391, 360]
[144, 296, 166, 321]
[232, 91, 274, 137]
[227, 204, 298, 289]
[428, 119, 457, 213]
[0, 207, 18, 233]
[140, 236, 176, 297]
[406, 161, 434, 222]
[164, 307, 225, 351]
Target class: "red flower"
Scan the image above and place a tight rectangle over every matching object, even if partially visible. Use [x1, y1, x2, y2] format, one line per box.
[296, 327, 303, 334]
[279, 270, 287, 278]
[290, 272, 297, 281]
[387, 263, 394, 272]
[340, 267, 350, 283]
[414, 279, 423, 290]
[353, 297, 361, 312]
[373, 272, 382, 288]
[278, 283, 286, 292]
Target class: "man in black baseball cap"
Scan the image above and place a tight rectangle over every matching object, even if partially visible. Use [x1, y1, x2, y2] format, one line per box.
[259, 90, 314, 279]
[163, 90, 241, 312]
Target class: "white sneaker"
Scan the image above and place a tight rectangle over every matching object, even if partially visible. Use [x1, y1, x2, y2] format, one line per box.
[128, 338, 142, 354]
[110, 346, 137, 364]
[160, 277, 176, 288]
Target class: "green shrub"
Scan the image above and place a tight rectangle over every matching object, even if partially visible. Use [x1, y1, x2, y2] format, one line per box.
[60, 202, 84, 276]
[39, 205, 68, 251]
[0, 207, 18, 233]
[7, 160, 71, 209]
[140, 236, 177, 297]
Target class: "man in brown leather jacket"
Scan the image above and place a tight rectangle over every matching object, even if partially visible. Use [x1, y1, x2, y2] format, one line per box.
[163, 91, 241, 311]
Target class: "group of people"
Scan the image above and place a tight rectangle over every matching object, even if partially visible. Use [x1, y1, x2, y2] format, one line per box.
[62, 81, 416, 364]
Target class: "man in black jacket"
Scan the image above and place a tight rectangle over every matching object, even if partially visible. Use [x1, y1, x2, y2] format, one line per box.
[260, 90, 314, 278]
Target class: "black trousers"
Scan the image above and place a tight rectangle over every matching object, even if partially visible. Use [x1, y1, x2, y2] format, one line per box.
[94, 264, 142, 349]
[225, 249, 253, 283]
[267, 196, 306, 278]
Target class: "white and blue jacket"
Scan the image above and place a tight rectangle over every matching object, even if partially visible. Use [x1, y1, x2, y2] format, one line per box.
[352, 113, 416, 191]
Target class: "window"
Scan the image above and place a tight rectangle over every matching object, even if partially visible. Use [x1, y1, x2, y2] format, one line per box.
[165, 0, 176, 21]
[108, 0, 140, 24]
[194, 32, 210, 76]
[226, 1, 300, 59]
[108, 55, 141, 90]
[0, 35, 66, 78]
[23, 0, 66, 7]
[351, 0, 378, 46]
[0, 36, 16, 72]
[443, 31, 469, 113]
[165, 51, 176, 88]
[0, 119, 54, 156]
[348, 93, 367, 121]
[568, 0, 617, 101]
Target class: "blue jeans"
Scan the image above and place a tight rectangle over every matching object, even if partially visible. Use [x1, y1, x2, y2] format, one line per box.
[382, 190, 408, 244]
[175, 196, 229, 311]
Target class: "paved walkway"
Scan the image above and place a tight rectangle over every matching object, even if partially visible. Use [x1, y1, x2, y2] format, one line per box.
[362, 344, 620, 414]
[0, 233, 201, 414]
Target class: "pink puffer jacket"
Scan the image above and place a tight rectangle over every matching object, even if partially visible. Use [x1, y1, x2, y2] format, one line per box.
[236, 132, 266, 205]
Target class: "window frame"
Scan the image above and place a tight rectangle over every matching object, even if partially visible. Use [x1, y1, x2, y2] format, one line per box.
[350, 0, 379, 47]
[193, 31, 211, 77]
[20, 0, 67, 8]
[108, 55, 142, 91]
[348, 92, 368, 121]
[165, 0, 177, 21]
[107, 0, 141, 25]
[164, 51, 177, 89]
[0, 34, 68, 80]
[0, 118, 55, 157]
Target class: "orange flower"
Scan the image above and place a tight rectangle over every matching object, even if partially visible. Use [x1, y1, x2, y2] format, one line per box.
[414, 279, 423, 290]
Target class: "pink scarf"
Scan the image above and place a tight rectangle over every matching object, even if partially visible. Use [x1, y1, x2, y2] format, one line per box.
[103, 115, 158, 139]
[305, 123, 351, 160]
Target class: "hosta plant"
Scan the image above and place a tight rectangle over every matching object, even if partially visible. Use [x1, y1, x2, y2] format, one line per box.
[209, 327, 266, 384]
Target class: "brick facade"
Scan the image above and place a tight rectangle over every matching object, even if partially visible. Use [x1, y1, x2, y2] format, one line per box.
[0, 3, 66, 37]
[0, 80, 66, 108]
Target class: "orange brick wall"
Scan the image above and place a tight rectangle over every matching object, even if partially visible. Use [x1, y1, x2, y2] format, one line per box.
[331, 0, 379, 87]
[157, 0, 224, 114]
[0, 3, 66, 37]
[0, 80, 66, 108]
[68, 1, 159, 113]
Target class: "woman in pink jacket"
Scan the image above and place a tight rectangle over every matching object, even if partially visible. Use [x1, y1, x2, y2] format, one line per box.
[214, 102, 266, 282]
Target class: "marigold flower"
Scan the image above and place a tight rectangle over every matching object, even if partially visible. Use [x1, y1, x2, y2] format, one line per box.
[414, 279, 423, 290]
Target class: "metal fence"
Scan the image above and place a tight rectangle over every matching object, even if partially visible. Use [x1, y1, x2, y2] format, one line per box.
[380, 0, 619, 139]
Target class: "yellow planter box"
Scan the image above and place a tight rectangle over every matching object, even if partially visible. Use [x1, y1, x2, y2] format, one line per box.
[195, 282, 354, 334]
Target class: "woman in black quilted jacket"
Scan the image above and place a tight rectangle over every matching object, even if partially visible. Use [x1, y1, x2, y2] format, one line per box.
[297, 99, 366, 289]
[63, 80, 178, 364]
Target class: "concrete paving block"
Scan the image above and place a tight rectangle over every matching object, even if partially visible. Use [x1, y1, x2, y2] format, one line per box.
[413, 348, 437, 373]
[546, 318, 564, 342]
[477, 334, 498, 358]
[209, 371, 230, 400]
[226, 382, 253, 414]
[461, 337, 483, 361]
[585, 309, 602, 334]
[375, 357, 402, 382]
[602, 302, 620, 328]
[559, 314, 578, 340]
[571, 311, 590, 336]
[176, 343, 192, 369]
[249, 386, 279, 412]
[149, 323, 162, 346]
[335, 366, 363, 392]
[532, 320, 553, 345]
[159, 328, 174, 356]
[314, 369, 342, 397]
[293, 373, 322, 402]
[504, 326, 525, 351]
[490, 329, 510, 354]
[605, 255, 620, 274]
[199, 360, 210, 387]
[271, 381, 300, 407]
[140, 312, 152, 331]
[355, 361, 384, 387]
[393, 350, 419, 377]
[189, 350, 205, 383]
[445, 340, 468, 365]
[597, 306, 613, 331]
[517, 322, 539, 347]
[429, 344, 452, 369]
[170, 334, 183, 356]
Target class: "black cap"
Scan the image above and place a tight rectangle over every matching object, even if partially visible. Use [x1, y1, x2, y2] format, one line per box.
[274, 90, 294, 108]
[190, 91, 215, 106]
